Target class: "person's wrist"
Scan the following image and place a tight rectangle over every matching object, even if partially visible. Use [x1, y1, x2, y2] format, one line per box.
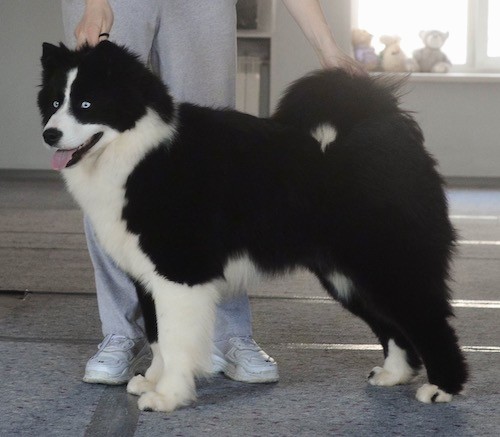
[315, 38, 341, 66]
[85, 0, 110, 10]
[317, 34, 340, 57]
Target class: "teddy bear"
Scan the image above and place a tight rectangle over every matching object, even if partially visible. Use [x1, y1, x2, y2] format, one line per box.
[412, 30, 452, 73]
[379, 35, 411, 72]
[351, 29, 379, 71]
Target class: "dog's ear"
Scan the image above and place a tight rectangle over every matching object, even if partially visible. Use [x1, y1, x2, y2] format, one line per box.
[42, 42, 59, 60]
[41, 42, 60, 69]
[41, 42, 71, 71]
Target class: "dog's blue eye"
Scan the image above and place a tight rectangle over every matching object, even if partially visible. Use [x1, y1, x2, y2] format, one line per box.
[53, 101, 60, 109]
[81, 101, 91, 109]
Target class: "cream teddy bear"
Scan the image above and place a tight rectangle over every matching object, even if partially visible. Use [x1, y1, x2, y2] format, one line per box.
[379, 35, 410, 72]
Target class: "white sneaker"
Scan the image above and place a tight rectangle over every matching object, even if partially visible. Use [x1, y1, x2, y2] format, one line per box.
[212, 337, 279, 383]
[83, 335, 151, 385]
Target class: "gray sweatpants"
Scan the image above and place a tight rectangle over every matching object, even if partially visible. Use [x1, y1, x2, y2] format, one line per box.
[61, 0, 252, 346]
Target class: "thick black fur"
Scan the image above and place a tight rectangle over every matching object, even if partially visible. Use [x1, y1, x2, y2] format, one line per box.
[38, 42, 174, 128]
[39, 42, 468, 397]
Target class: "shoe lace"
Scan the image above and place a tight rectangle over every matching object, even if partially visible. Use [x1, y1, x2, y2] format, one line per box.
[229, 337, 275, 363]
[230, 337, 264, 353]
[98, 334, 134, 352]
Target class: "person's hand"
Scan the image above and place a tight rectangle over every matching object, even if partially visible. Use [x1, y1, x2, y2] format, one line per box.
[317, 44, 368, 76]
[74, 0, 114, 48]
[282, 0, 367, 76]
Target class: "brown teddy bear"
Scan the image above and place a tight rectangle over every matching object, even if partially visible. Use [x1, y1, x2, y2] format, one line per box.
[351, 29, 379, 71]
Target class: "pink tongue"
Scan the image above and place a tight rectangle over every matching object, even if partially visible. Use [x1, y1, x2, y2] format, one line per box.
[51, 149, 76, 171]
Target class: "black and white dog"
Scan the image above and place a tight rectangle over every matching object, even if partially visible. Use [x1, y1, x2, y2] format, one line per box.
[38, 41, 467, 412]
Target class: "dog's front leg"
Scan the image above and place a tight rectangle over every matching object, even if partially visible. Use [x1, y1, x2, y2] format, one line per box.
[137, 278, 219, 412]
[127, 342, 163, 395]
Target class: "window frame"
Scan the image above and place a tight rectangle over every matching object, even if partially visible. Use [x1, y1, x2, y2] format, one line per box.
[474, 0, 500, 71]
[352, 0, 500, 73]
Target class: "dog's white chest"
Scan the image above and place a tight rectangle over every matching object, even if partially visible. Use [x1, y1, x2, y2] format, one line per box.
[61, 109, 177, 285]
[66, 168, 156, 283]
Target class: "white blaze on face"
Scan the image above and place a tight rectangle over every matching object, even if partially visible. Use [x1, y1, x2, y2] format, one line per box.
[43, 68, 119, 170]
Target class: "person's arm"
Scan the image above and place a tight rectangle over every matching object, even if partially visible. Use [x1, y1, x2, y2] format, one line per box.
[74, 0, 114, 48]
[282, 0, 365, 74]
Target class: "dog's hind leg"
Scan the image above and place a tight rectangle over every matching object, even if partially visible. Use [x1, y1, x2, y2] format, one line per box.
[384, 294, 468, 403]
[367, 336, 421, 387]
[360, 279, 467, 403]
[316, 273, 421, 387]
[137, 278, 219, 412]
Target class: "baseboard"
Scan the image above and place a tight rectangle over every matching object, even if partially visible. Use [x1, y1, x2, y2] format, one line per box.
[0, 169, 60, 181]
[445, 177, 500, 189]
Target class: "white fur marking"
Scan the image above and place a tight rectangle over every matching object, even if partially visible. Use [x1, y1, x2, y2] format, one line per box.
[137, 279, 219, 412]
[311, 123, 337, 151]
[329, 271, 352, 302]
[416, 383, 453, 403]
[127, 374, 155, 396]
[62, 109, 176, 284]
[127, 342, 162, 396]
[368, 339, 415, 386]
[221, 254, 260, 295]
[44, 68, 120, 151]
[59, 105, 188, 411]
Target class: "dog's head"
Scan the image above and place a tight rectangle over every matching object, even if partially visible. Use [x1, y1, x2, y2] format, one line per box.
[38, 41, 174, 170]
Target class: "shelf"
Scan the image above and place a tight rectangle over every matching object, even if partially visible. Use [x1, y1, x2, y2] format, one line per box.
[371, 72, 500, 83]
[237, 30, 272, 39]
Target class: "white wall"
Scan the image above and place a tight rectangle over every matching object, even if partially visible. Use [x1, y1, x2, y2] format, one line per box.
[0, 0, 65, 170]
[402, 78, 500, 178]
[1, 0, 499, 178]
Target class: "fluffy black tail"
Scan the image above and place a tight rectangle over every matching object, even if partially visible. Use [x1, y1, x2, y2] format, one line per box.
[272, 69, 407, 137]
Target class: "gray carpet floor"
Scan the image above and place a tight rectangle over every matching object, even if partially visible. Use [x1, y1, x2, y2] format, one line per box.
[1, 170, 499, 436]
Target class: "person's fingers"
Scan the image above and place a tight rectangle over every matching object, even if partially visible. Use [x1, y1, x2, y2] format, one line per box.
[334, 54, 367, 76]
[342, 58, 369, 77]
[73, 0, 113, 48]
[75, 23, 101, 48]
[319, 48, 368, 76]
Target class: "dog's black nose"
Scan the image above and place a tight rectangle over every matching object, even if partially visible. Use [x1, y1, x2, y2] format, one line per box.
[43, 128, 62, 146]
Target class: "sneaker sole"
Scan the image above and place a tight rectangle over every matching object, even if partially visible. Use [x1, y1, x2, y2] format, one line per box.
[223, 363, 279, 383]
[83, 352, 151, 385]
[83, 370, 129, 385]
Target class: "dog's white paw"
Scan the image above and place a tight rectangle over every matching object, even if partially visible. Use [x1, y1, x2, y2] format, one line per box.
[368, 340, 416, 387]
[368, 366, 402, 386]
[368, 366, 414, 386]
[416, 383, 453, 403]
[127, 374, 155, 396]
[137, 390, 195, 413]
